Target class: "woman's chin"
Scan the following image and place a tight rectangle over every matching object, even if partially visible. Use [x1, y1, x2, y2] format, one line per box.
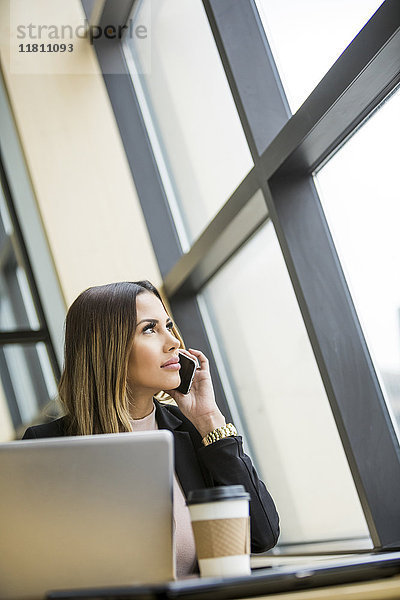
[162, 372, 181, 390]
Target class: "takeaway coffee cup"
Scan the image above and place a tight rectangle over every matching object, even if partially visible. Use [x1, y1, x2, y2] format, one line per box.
[187, 485, 251, 578]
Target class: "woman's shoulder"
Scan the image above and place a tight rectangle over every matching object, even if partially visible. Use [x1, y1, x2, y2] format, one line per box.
[155, 399, 185, 424]
[22, 416, 69, 439]
[155, 400, 201, 436]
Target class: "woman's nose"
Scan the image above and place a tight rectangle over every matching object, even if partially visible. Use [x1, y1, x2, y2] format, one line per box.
[166, 329, 180, 351]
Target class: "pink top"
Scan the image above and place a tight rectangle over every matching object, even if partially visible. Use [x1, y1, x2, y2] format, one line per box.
[129, 405, 197, 578]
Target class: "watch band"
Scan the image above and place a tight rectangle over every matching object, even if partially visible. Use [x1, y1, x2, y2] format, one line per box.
[202, 423, 238, 447]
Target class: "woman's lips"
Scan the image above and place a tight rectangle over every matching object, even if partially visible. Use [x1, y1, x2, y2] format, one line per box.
[161, 358, 181, 370]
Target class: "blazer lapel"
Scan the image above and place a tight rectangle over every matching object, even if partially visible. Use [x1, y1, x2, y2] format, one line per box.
[155, 400, 206, 497]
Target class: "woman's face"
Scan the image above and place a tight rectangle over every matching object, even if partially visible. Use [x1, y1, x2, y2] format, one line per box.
[127, 292, 181, 400]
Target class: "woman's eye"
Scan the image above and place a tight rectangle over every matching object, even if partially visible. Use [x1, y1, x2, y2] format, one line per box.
[142, 321, 173, 334]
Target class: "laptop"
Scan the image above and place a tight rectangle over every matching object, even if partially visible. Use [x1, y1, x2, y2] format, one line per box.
[0, 430, 175, 600]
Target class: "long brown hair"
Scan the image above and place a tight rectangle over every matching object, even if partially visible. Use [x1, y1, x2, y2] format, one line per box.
[58, 281, 179, 436]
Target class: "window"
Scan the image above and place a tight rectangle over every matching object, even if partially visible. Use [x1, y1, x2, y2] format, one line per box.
[315, 85, 400, 439]
[255, 0, 384, 113]
[0, 170, 59, 437]
[0, 186, 41, 333]
[89, 0, 400, 550]
[0, 70, 63, 439]
[203, 221, 369, 544]
[123, 0, 253, 245]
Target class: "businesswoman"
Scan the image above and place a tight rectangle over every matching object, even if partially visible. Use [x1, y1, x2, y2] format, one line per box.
[23, 281, 279, 576]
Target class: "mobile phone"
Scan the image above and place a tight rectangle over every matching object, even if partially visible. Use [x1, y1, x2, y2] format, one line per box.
[174, 351, 197, 395]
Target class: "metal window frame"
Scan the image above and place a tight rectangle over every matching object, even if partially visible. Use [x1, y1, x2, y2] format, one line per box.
[84, 0, 400, 549]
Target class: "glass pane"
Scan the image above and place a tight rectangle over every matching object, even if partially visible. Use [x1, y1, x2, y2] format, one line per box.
[202, 221, 369, 545]
[315, 85, 400, 440]
[255, 0, 384, 113]
[0, 380, 14, 442]
[0, 342, 59, 434]
[0, 182, 41, 331]
[124, 0, 253, 245]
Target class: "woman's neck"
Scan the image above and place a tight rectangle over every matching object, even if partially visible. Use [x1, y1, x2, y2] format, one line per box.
[128, 393, 155, 420]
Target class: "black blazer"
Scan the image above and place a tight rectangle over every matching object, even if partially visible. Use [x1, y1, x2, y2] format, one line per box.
[23, 400, 279, 553]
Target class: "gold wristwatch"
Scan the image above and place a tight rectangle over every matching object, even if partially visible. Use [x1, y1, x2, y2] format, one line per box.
[202, 423, 238, 446]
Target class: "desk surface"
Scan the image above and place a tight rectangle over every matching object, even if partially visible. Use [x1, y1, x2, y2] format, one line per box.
[46, 575, 400, 600]
[244, 574, 400, 600]
[46, 552, 400, 600]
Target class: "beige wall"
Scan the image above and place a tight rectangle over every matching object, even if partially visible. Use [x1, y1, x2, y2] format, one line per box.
[0, 0, 161, 309]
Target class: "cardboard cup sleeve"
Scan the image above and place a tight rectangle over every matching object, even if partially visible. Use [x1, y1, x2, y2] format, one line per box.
[191, 516, 250, 559]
